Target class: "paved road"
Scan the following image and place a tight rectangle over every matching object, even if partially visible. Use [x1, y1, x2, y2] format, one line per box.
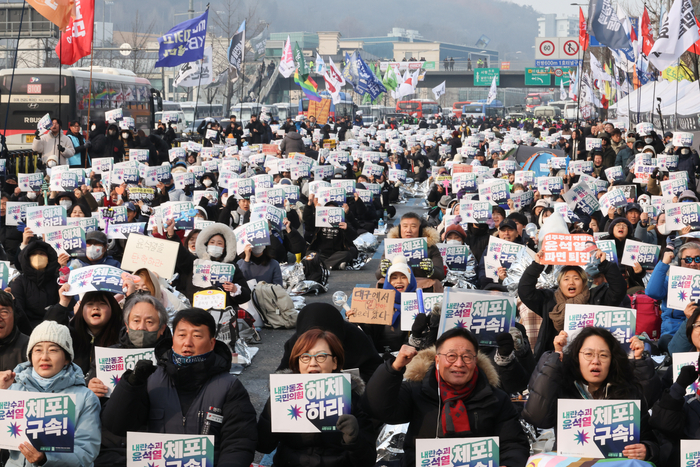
[237, 197, 425, 462]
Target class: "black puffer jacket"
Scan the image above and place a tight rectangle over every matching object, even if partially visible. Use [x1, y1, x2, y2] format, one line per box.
[0, 325, 28, 372]
[523, 351, 660, 463]
[363, 348, 529, 467]
[101, 338, 258, 467]
[518, 260, 627, 362]
[103, 124, 125, 162]
[10, 240, 60, 334]
[88, 121, 108, 160]
[257, 371, 376, 467]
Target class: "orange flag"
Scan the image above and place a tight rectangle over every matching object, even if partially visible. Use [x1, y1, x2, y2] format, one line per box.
[27, 0, 74, 30]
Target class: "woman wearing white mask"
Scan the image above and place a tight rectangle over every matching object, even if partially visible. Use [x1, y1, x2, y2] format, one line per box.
[236, 244, 283, 285]
[78, 230, 121, 268]
[167, 221, 251, 304]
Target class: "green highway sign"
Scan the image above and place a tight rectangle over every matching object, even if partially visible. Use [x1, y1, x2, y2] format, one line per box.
[525, 67, 551, 86]
[555, 74, 571, 86]
[474, 67, 500, 86]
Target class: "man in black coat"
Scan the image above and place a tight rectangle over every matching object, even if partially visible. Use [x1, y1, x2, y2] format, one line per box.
[101, 308, 258, 467]
[224, 115, 244, 148]
[87, 121, 108, 161]
[245, 114, 263, 144]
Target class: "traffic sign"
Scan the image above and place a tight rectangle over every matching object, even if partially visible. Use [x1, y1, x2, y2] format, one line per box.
[555, 73, 572, 87]
[500, 61, 511, 70]
[539, 40, 556, 56]
[535, 37, 582, 64]
[562, 40, 580, 57]
[474, 68, 500, 86]
[525, 67, 551, 86]
[554, 68, 564, 77]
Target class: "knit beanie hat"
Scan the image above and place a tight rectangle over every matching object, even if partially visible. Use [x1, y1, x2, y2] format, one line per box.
[387, 255, 412, 280]
[27, 321, 74, 361]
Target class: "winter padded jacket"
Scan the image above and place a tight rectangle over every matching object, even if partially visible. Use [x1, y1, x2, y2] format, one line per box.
[280, 132, 305, 155]
[101, 339, 257, 467]
[646, 261, 686, 337]
[363, 348, 529, 467]
[0, 325, 28, 372]
[374, 225, 445, 281]
[6, 361, 101, 467]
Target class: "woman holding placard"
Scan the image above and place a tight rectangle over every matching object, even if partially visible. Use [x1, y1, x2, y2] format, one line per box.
[0, 320, 101, 466]
[523, 327, 660, 463]
[257, 329, 376, 467]
[519, 249, 627, 362]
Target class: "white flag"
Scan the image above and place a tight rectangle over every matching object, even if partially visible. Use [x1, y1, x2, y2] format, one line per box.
[569, 68, 578, 100]
[649, 0, 699, 71]
[560, 78, 566, 101]
[432, 81, 446, 100]
[315, 53, 326, 75]
[395, 70, 417, 100]
[486, 76, 497, 105]
[278, 36, 295, 78]
[324, 57, 345, 104]
[174, 47, 213, 88]
[589, 53, 612, 82]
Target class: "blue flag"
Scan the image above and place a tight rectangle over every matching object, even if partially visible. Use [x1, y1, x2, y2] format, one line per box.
[355, 54, 387, 100]
[343, 51, 360, 90]
[587, 0, 631, 50]
[155, 10, 209, 68]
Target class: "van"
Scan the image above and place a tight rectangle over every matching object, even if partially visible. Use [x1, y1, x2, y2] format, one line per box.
[155, 111, 187, 133]
[533, 106, 561, 118]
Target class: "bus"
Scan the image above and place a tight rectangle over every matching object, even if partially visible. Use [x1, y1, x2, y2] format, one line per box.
[462, 99, 505, 119]
[179, 102, 224, 126]
[396, 99, 441, 118]
[451, 101, 472, 118]
[0, 67, 158, 150]
[162, 100, 182, 112]
[229, 103, 262, 124]
[273, 103, 292, 121]
[525, 92, 553, 111]
[298, 91, 356, 123]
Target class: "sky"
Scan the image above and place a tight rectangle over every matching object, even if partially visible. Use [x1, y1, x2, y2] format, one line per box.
[508, 0, 647, 16]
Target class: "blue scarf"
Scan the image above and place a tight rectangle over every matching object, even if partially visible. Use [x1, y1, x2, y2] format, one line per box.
[171, 351, 212, 367]
[382, 271, 418, 327]
[31, 367, 65, 390]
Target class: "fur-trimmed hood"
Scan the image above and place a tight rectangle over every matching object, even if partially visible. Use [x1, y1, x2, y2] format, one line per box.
[404, 346, 500, 387]
[387, 225, 440, 248]
[195, 223, 238, 262]
[276, 368, 366, 396]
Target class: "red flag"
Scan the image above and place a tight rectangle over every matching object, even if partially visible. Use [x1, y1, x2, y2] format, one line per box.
[641, 7, 654, 56]
[579, 7, 589, 52]
[690, 17, 700, 55]
[55, 0, 94, 65]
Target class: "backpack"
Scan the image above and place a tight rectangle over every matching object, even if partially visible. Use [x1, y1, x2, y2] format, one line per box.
[252, 282, 298, 329]
[302, 252, 330, 286]
[630, 292, 662, 339]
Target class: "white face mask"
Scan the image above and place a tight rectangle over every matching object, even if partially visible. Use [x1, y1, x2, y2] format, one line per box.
[446, 239, 462, 245]
[202, 179, 212, 187]
[207, 245, 224, 258]
[47, 160, 57, 168]
[86, 245, 104, 260]
[656, 223, 669, 235]
[645, 137, 653, 144]
[682, 148, 690, 155]
[122, 132, 130, 139]
[59, 200, 72, 208]
[91, 125, 96, 131]
[252, 245, 265, 255]
[27, 192, 37, 200]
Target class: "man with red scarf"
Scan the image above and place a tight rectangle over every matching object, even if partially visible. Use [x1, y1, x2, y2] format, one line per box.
[362, 328, 529, 467]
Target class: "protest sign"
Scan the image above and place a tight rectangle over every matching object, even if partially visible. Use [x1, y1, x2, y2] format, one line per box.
[436, 244, 469, 272]
[604, 166, 624, 182]
[563, 181, 600, 216]
[658, 154, 678, 170]
[107, 222, 146, 240]
[18, 173, 43, 192]
[570, 160, 594, 175]
[400, 292, 443, 331]
[25, 206, 66, 234]
[0, 262, 10, 289]
[671, 352, 700, 395]
[128, 148, 149, 163]
[64, 265, 124, 296]
[460, 200, 492, 224]
[314, 207, 345, 228]
[510, 190, 533, 211]
[667, 265, 700, 311]
[557, 399, 640, 458]
[347, 288, 395, 326]
[251, 203, 286, 231]
[514, 170, 535, 187]
[92, 157, 114, 173]
[316, 187, 346, 207]
[666, 203, 700, 231]
[313, 165, 334, 180]
[598, 189, 628, 214]
[451, 173, 477, 193]
[162, 201, 195, 230]
[121, 234, 179, 280]
[661, 178, 688, 197]
[192, 289, 227, 310]
[385, 238, 428, 268]
[0, 390, 76, 452]
[228, 178, 255, 198]
[415, 438, 499, 467]
[682, 440, 700, 466]
[564, 305, 636, 351]
[252, 174, 274, 191]
[585, 138, 602, 151]
[256, 187, 286, 208]
[388, 169, 407, 183]
[479, 179, 510, 205]
[541, 233, 596, 266]
[361, 163, 384, 178]
[173, 172, 195, 190]
[633, 164, 655, 183]
[192, 260, 236, 288]
[497, 160, 517, 174]
[438, 288, 516, 346]
[49, 171, 79, 191]
[620, 240, 660, 268]
[6, 202, 37, 226]
[234, 220, 271, 254]
[125, 432, 214, 467]
[537, 177, 564, 196]
[484, 237, 529, 281]
[596, 239, 618, 264]
[550, 157, 568, 170]
[269, 373, 352, 433]
[95, 347, 156, 397]
[43, 225, 85, 256]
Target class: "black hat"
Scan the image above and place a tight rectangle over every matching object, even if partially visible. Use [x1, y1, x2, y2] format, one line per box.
[625, 203, 642, 213]
[499, 219, 518, 231]
[85, 230, 108, 246]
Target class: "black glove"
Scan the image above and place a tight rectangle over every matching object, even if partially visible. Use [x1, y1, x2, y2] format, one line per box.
[84, 140, 92, 149]
[419, 258, 434, 276]
[676, 364, 698, 389]
[226, 195, 237, 209]
[496, 332, 514, 357]
[380, 258, 392, 277]
[650, 167, 659, 180]
[336, 414, 359, 444]
[57, 144, 65, 153]
[411, 312, 429, 338]
[127, 359, 157, 386]
[34, 129, 40, 138]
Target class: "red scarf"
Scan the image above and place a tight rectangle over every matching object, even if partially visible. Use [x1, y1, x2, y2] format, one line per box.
[437, 367, 479, 435]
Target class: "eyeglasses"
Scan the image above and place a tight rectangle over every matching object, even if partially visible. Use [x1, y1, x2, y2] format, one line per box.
[579, 350, 611, 362]
[684, 256, 700, 264]
[299, 352, 333, 364]
[437, 352, 476, 364]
